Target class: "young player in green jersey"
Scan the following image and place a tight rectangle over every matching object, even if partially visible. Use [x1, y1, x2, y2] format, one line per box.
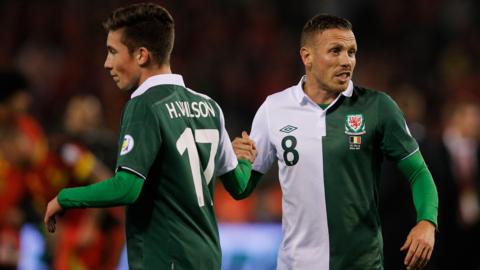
[44, 3, 256, 270]
[233, 14, 438, 270]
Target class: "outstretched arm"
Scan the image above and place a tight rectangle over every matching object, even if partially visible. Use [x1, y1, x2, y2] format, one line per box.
[44, 170, 143, 233]
[219, 131, 262, 199]
[396, 151, 438, 270]
[220, 165, 263, 200]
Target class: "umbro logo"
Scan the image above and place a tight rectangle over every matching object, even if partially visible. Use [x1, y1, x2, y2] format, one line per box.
[280, 125, 298, 133]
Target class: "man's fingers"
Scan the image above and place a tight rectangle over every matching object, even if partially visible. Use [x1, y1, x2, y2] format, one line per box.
[233, 137, 253, 146]
[231, 138, 242, 145]
[418, 246, 432, 269]
[235, 150, 254, 160]
[405, 241, 419, 266]
[44, 207, 52, 231]
[414, 246, 429, 270]
[235, 150, 249, 157]
[404, 240, 419, 266]
[420, 249, 433, 269]
[233, 132, 256, 161]
[233, 142, 253, 151]
[47, 216, 56, 233]
[400, 236, 411, 251]
[409, 245, 425, 270]
[407, 241, 431, 270]
[426, 248, 433, 261]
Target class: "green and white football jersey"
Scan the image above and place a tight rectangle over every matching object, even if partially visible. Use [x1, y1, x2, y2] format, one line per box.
[116, 74, 237, 270]
[251, 77, 418, 270]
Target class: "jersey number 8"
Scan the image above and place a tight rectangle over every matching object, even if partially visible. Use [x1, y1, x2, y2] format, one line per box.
[281, 135, 299, 166]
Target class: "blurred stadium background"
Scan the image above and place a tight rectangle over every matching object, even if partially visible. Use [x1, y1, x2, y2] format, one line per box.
[0, 0, 479, 269]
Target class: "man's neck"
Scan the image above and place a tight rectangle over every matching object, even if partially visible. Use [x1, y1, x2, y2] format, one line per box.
[303, 78, 341, 104]
[138, 65, 172, 86]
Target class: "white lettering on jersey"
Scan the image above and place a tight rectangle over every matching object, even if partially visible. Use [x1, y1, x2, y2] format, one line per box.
[165, 101, 216, 119]
[165, 103, 178, 118]
[191, 102, 200, 117]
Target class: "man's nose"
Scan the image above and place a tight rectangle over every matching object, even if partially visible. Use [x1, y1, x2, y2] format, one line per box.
[339, 52, 352, 67]
[104, 57, 112, 69]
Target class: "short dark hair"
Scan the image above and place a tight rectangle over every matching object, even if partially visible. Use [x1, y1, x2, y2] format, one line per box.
[103, 3, 174, 65]
[300, 14, 352, 47]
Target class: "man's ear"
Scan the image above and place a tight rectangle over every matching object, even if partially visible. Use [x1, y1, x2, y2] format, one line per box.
[300, 46, 312, 69]
[135, 47, 150, 66]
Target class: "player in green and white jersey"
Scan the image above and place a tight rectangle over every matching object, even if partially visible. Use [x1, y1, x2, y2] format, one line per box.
[233, 14, 438, 270]
[44, 3, 256, 270]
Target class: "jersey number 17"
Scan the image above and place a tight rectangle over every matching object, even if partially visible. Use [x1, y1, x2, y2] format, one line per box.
[176, 128, 219, 207]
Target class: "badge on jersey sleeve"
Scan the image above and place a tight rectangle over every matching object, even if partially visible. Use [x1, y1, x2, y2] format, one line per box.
[345, 114, 366, 150]
[120, 135, 134, 155]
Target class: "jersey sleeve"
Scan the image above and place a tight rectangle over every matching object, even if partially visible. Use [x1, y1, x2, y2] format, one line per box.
[58, 170, 144, 208]
[115, 99, 161, 179]
[378, 93, 418, 161]
[250, 99, 276, 174]
[214, 103, 238, 176]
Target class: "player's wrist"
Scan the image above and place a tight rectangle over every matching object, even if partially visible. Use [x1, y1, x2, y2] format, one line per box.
[57, 189, 70, 209]
[238, 158, 252, 165]
[417, 219, 437, 231]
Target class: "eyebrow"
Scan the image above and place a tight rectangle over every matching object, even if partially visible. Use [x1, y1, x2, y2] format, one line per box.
[106, 45, 116, 52]
[328, 42, 357, 49]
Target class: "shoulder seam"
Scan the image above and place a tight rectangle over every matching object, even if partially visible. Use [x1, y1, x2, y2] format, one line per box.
[185, 87, 212, 100]
[149, 85, 182, 105]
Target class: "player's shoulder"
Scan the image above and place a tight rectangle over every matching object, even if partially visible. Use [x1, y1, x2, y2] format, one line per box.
[183, 87, 217, 104]
[122, 85, 176, 119]
[263, 85, 297, 107]
[353, 85, 394, 104]
[352, 85, 401, 118]
[132, 85, 217, 107]
[133, 84, 178, 105]
[184, 87, 223, 112]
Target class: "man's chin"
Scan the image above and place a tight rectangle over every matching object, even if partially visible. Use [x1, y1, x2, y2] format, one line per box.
[330, 86, 347, 93]
[117, 83, 135, 92]
[332, 81, 349, 92]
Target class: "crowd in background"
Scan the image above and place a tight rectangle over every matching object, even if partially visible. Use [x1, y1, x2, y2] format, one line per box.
[0, 0, 479, 269]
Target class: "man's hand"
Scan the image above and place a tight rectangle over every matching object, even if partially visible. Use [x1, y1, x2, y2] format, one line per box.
[44, 196, 63, 233]
[232, 131, 257, 163]
[400, 220, 436, 270]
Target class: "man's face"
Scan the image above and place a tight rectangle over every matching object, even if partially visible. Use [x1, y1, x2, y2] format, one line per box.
[104, 29, 140, 91]
[302, 28, 357, 93]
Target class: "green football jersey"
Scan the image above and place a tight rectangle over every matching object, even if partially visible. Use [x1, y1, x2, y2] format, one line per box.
[251, 77, 419, 269]
[322, 85, 418, 269]
[116, 74, 237, 270]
